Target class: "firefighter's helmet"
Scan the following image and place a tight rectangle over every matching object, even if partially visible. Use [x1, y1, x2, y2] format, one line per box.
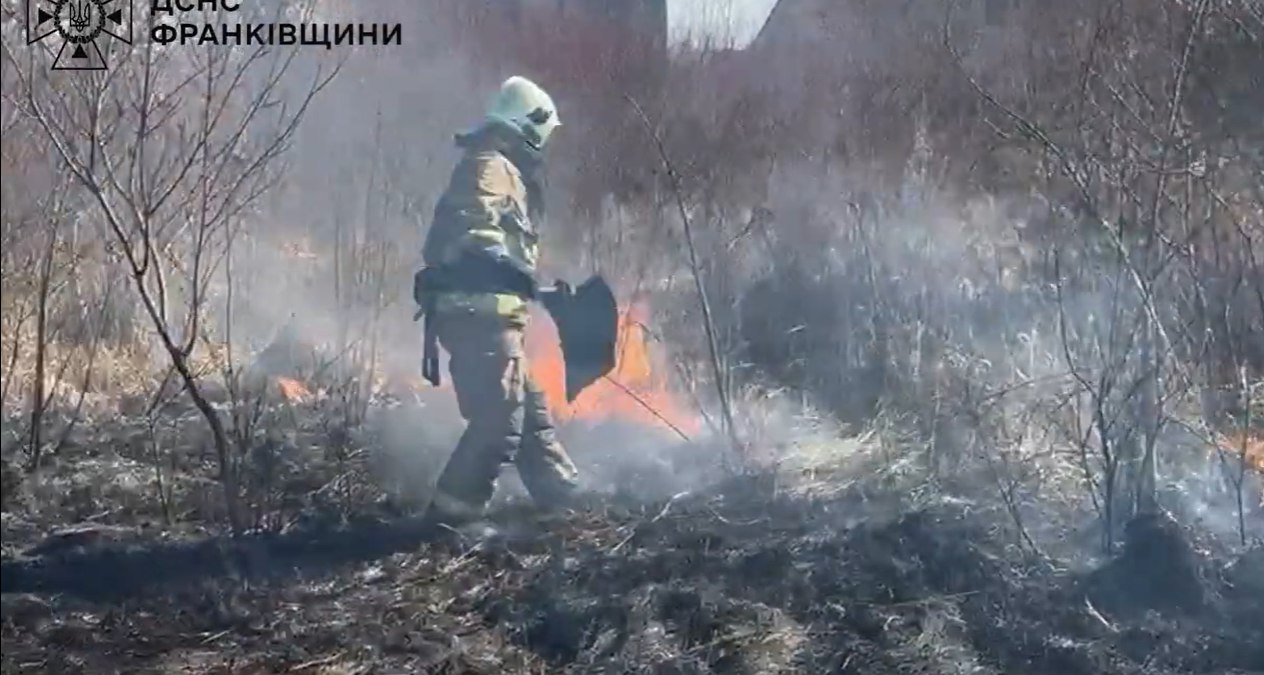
[485, 76, 561, 150]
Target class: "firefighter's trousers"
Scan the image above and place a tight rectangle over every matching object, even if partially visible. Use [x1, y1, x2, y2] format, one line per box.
[429, 312, 579, 518]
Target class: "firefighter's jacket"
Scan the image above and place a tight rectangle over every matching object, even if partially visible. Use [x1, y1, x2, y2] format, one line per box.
[421, 121, 542, 328]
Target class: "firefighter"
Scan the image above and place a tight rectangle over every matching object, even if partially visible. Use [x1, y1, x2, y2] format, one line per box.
[416, 76, 580, 523]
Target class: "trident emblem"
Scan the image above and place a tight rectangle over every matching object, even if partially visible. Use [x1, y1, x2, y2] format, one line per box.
[26, 0, 133, 71]
[67, 0, 92, 33]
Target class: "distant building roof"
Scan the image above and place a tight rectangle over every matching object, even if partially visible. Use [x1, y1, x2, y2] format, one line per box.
[752, 0, 837, 51]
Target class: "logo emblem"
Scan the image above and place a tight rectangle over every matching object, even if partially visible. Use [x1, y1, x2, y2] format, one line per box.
[27, 0, 134, 71]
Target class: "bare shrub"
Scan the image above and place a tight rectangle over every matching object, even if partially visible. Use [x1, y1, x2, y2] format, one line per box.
[4, 2, 337, 532]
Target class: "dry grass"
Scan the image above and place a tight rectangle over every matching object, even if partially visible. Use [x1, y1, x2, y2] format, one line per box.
[1, 2, 1261, 673]
[5, 460, 1260, 674]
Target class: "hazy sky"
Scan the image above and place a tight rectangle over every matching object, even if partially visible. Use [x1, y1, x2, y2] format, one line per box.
[667, 0, 780, 47]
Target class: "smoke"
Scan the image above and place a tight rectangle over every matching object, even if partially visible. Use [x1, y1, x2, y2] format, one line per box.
[103, 1, 1258, 543]
[365, 387, 465, 510]
[655, 143, 1264, 552]
[1161, 426, 1264, 544]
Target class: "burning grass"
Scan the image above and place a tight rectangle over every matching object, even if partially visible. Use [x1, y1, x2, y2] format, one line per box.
[3, 304, 1261, 674]
[1219, 432, 1264, 475]
[272, 375, 313, 404]
[526, 302, 703, 438]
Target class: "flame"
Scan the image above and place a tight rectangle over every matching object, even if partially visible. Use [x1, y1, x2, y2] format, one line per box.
[272, 376, 311, 403]
[258, 302, 702, 436]
[1218, 432, 1264, 473]
[525, 302, 702, 436]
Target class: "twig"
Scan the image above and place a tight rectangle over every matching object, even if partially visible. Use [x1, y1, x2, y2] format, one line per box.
[288, 653, 343, 672]
[863, 589, 982, 609]
[600, 374, 692, 442]
[652, 491, 691, 522]
[610, 528, 638, 554]
[201, 629, 232, 644]
[612, 491, 690, 553]
[624, 94, 742, 462]
[1084, 597, 1119, 633]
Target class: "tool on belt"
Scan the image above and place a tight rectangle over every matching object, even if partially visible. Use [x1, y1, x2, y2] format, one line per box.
[413, 267, 443, 387]
[412, 245, 536, 387]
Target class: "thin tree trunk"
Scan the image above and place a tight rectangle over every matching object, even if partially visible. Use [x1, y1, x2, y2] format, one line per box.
[626, 95, 742, 461]
[26, 231, 58, 471]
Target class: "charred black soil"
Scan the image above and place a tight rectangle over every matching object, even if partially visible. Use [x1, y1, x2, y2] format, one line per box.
[3, 475, 1261, 675]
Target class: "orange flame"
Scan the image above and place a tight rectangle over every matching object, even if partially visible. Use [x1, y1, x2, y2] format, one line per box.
[261, 303, 701, 437]
[1218, 432, 1264, 473]
[525, 302, 702, 436]
[272, 376, 311, 403]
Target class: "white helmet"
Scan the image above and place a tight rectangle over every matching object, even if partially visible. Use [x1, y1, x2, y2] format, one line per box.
[485, 76, 562, 150]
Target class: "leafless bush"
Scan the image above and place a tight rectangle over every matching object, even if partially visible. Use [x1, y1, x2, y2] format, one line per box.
[645, 0, 1264, 550]
[3, 2, 337, 532]
[1, 0, 1257, 555]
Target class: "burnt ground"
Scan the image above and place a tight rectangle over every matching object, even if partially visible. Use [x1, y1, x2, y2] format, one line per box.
[2, 474, 1262, 675]
[2, 391, 1262, 674]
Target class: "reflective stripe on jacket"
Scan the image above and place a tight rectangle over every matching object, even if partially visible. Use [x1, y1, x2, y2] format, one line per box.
[422, 123, 541, 327]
